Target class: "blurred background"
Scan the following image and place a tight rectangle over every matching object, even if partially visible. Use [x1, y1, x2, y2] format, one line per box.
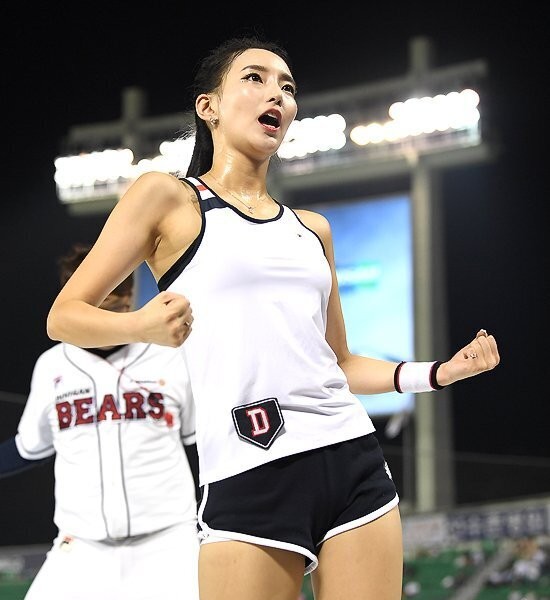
[2, 2, 548, 598]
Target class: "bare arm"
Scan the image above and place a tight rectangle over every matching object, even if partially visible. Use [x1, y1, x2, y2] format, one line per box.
[297, 209, 500, 394]
[47, 172, 196, 348]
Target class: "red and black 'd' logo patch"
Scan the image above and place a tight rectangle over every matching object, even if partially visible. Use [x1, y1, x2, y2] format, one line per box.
[231, 398, 284, 449]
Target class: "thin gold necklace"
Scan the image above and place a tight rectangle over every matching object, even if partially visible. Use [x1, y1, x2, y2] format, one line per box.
[208, 173, 266, 214]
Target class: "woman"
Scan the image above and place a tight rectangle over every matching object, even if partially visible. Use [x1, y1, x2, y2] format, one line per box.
[48, 37, 500, 600]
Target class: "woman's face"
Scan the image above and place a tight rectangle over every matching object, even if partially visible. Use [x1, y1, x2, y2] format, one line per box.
[216, 48, 298, 158]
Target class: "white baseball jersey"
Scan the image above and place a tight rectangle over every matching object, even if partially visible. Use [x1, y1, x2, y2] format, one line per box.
[158, 177, 375, 486]
[15, 342, 197, 540]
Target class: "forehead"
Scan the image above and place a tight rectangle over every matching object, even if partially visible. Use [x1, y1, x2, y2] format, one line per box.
[230, 48, 292, 76]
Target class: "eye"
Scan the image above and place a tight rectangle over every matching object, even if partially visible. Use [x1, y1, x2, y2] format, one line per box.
[243, 72, 263, 83]
[282, 83, 296, 96]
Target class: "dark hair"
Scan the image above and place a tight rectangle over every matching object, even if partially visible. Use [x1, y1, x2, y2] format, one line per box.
[58, 243, 134, 295]
[185, 36, 292, 178]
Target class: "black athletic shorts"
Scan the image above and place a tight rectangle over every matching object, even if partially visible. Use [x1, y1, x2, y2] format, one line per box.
[197, 432, 399, 574]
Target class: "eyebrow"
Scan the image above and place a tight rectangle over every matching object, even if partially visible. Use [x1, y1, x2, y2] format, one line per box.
[240, 64, 297, 89]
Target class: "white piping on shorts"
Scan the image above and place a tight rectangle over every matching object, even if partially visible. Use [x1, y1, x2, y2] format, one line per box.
[197, 486, 399, 575]
[197, 483, 319, 574]
[319, 493, 400, 546]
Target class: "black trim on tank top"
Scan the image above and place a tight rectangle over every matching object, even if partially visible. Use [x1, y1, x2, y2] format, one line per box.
[158, 231, 203, 291]
[157, 178, 207, 291]
[158, 176, 284, 290]
[196, 177, 284, 223]
[288, 208, 327, 257]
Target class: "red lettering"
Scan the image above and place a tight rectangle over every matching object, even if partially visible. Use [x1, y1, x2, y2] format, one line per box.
[56, 392, 167, 429]
[74, 397, 94, 425]
[147, 393, 165, 420]
[56, 401, 73, 429]
[124, 392, 146, 419]
[97, 394, 122, 422]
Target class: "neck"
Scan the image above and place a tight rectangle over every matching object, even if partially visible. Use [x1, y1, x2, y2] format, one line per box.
[209, 169, 266, 193]
[205, 171, 272, 214]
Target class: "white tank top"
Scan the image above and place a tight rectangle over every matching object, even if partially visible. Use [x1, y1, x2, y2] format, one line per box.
[159, 177, 375, 485]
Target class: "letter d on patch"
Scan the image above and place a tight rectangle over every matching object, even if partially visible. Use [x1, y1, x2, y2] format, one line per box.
[231, 398, 284, 449]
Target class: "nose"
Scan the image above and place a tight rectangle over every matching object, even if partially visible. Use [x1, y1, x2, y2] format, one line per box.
[267, 80, 283, 105]
[268, 92, 283, 106]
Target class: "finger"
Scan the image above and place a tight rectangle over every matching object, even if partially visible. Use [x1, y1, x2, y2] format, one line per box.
[172, 324, 189, 346]
[473, 335, 490, 362]
[463, 329, 487, 359]
[465, 347, 479, 360]
[181, 321, 192, 342]
[486, 334, 499, 359]
[182, 308, 193, 327]
[484, 334, 500, 367]
[158, 290, 178, 304]
[472, 333, 499, 369]
[160, 291, 189, 310]
[182, 311, 194, 337]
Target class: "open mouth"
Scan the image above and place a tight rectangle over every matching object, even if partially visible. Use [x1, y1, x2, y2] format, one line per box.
[259, 112, 280, 129]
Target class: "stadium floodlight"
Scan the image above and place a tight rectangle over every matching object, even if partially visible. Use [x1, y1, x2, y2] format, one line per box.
[349, 89, 480, 147]
[54, 84, 483, 205]
[53, 39, 491, 211]
[54, 136, 197, 205]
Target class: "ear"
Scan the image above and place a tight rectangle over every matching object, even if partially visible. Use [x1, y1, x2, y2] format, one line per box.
[196, 93, 218, 124]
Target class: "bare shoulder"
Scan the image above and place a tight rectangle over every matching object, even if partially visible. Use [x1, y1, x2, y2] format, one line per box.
[294, 208, 332, 243]
[109, 172, 200, 237]
[122, 171, 196, 208]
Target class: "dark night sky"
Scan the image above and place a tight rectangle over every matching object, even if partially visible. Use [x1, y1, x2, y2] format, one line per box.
[1, 3, 548, 545]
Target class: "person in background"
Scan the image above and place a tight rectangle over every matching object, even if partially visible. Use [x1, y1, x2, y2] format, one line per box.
[46, 38, 500, 600]
[1, 243, 200, 600]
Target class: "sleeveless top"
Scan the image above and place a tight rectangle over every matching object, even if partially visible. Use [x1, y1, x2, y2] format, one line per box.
[158, 176, 375, 485]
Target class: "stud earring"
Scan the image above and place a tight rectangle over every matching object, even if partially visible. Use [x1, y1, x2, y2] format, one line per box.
[210, 117, 219, 126]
